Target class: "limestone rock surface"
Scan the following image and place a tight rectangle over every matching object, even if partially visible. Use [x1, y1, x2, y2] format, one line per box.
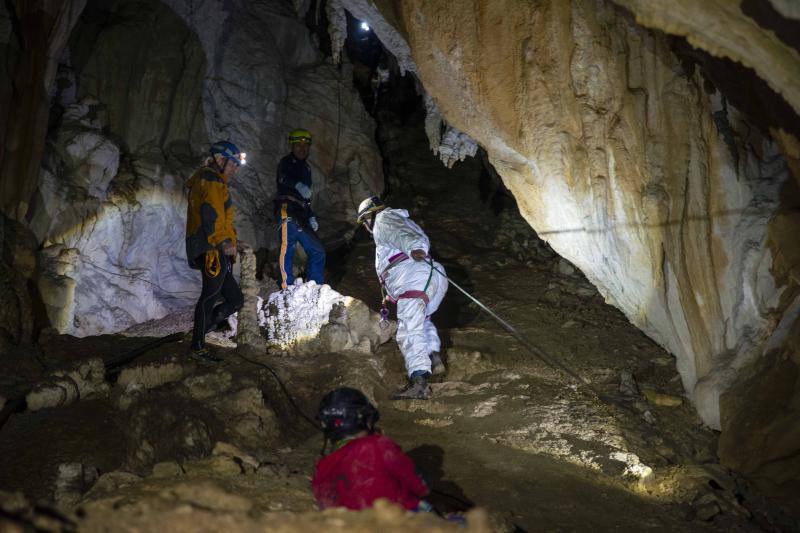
[349, 0, 800, 509]
[262, 281, 394, 355]
[356, 0, 798, 435]
[25, 357, 108, 411]
[31, 0, 383, 336]
[121, 366, 280, 472]
[608, 0, 800, 116]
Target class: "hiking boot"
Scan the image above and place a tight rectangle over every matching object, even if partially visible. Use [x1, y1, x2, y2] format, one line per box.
[189, 347, 223, 364]
[391, 373, 431, 400]
[430, 351, 445, 376]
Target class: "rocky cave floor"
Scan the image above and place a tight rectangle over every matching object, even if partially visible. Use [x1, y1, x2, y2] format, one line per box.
[0, 112, 792, 533]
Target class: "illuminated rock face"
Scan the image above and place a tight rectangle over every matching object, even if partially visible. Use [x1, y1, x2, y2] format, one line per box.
[33, 0, 383, 336]
[344, 0, 800, 432]
[262, 281, 393, 355]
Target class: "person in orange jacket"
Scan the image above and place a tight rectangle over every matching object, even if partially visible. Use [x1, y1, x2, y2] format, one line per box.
[185, 141, 246, 362]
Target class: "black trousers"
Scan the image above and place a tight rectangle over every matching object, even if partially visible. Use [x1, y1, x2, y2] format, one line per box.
[191, 253, 243, 349]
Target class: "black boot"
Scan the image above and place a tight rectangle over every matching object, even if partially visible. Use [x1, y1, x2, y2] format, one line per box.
[189, 346, 223, 364]
[430, 351, 445, 375]
[391, 372, 431, 400]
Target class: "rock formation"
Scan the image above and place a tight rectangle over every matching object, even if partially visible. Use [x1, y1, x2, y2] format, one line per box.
[23, 0, 383, 336]
[262, 281, 394, 355]
[1, 0, 799, 519]
[333, 0, 800, 505]
[26, 358, 108, 411]
[337, 0, 800, 423]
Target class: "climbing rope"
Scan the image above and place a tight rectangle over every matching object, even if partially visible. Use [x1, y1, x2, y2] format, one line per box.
[235, 351, 319, 430]
[426, 259, 619, 406]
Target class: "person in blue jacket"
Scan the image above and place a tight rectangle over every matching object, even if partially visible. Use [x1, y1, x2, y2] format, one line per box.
[274, 128, 326, 288]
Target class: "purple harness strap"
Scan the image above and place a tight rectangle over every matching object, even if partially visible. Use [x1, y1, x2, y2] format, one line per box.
[385, 289, 430, 306]
[388, 252, 407, 263]
[380, 253, 430, 306]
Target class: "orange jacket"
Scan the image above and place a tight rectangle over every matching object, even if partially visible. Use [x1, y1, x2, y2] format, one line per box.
[185, 166, 237, 269]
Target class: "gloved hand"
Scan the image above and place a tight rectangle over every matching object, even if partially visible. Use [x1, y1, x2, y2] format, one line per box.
[309, 217, 319, 232]
[295, 182, 312, 200]
[223, 241, 236, 256]
[411, 249, 427, 261]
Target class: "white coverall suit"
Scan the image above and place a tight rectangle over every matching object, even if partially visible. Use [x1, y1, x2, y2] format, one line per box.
[372, 208, 448, 377]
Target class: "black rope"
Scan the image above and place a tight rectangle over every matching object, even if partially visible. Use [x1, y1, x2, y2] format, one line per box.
[104, 332, 186, 372]
[430, 488, 473, 509]
[80, 255, 196, 298]
[234, 351, 319, 430]
[1, 331, 186, 432]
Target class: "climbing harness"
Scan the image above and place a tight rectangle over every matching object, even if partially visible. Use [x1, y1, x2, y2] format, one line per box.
[204, 249, 222, 278]
[379, 306, 391, 330]
[424, 259, 619, 406]
[378, 252, 436, 328]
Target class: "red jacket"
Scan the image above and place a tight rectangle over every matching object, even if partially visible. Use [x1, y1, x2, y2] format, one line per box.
[312, 434, 429, 510]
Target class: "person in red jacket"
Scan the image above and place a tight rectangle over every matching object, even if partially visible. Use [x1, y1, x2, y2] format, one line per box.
[312, 387, 430, 511]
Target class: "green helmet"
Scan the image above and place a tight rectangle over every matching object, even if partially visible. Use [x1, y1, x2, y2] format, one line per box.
[288, 129, 312, 145]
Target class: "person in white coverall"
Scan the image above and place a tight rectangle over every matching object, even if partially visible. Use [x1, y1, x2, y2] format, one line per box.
[356, 196, 448, 400]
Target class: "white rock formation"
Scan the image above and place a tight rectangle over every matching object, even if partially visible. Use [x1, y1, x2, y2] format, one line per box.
[32, 0, 384, 336]
[34, 103, 198, 336]
[262, 281, 393, 355]
[424, 94, 479, 168]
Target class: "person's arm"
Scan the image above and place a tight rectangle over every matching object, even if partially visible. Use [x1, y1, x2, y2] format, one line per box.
[380, 438, 429, 498]
[374, 211, 428, 259]
[199, 177, 235, 253]
[300, 164, 318, 231]
[276, 158, 293, 192]
[277, 158, 311, 201]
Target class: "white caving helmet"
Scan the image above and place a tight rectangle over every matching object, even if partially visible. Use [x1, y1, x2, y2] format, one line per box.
[356, 196, 386, 224]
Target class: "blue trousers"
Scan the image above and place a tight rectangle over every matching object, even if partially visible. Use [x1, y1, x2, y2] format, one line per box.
[277, 219, 326, 288]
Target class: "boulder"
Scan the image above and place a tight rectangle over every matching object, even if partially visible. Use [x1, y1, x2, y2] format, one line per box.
[26, 357, 108, 411]
[262, 281, 394, 355]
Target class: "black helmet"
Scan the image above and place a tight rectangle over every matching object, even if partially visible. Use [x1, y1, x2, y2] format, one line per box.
[317, 387, 379, 442]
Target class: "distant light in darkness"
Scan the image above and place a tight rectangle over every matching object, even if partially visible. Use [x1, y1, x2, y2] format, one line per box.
[360, 21, 370, 31]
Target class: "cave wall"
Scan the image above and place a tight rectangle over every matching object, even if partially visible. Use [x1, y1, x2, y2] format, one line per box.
[27, 0, 383, 336]
[609, 0, 800, 123]
[0, 0, 86, 222]
[360, 0, 797, 429]
[342, 0, 800, 503]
